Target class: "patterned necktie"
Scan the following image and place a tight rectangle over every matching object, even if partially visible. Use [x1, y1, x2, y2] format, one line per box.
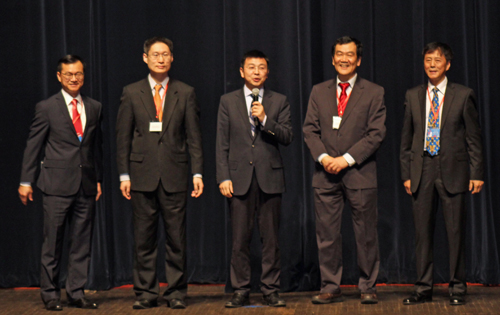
[249, 94, 258, 136]
[425, 87, 440, 155]
[338, 83, 350, 117]
[71, 99, 83, 142]
[154, 84, 163, 121]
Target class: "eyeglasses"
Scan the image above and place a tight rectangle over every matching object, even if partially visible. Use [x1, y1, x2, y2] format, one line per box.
[60, 72, 84, 80]
[148, 53, 171, 60]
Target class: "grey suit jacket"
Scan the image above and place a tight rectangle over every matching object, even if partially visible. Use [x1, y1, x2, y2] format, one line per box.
[303, 77, 386, 189]
[216, 88, 293, 196]
[20, 91, 103, 196]
[116, 78, 203, 193]
[400, 82, 484, 194]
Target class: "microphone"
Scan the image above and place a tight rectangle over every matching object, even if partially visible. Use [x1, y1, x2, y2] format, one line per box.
[251, 88, 260, 126]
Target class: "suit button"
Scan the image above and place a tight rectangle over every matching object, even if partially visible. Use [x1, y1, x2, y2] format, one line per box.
[249, 161, 253, 165]
[79, 165, 82, 168]
[252, 145, 255, 148]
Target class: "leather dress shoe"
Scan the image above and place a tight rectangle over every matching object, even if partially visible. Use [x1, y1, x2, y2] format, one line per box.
[311, 292, 344, 304]
[403, 292, 432, 305]
[132, 299, 158, 309]
[361, 293, 378, 304]
[68, 297, 98, 309]
[262, 292, 286, 307]
[45, 299, 63, 311]
[168, 298, 187, 309]
[225, 292, 249, 308]
[450, 294, 465, 305]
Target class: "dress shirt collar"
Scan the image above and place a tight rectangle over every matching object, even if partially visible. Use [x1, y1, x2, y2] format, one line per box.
[427, 76, 448, 95]
[148, 74, 170, 90]
[336, 73, 357, 89]
[243, 84, 264, 99]
[61, 89, 82, 106]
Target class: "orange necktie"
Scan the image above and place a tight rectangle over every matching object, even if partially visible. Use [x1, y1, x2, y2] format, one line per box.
[154, 84, 163, 121]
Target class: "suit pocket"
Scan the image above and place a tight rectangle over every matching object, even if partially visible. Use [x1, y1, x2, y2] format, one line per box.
[229, 160, 238, 170]
[130, 153, 144, 162]
[455, 152, 469, 161]
[42, 159, 72, 168]
[271, 160, 284, 169]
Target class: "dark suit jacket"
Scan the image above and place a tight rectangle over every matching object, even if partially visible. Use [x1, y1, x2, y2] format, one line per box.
[216, 88, 293, 196]
[116, 78, 203, 193]
[20, 91, 103, 196]
[400, 82, 484, 194]
[303, 77, 386, 189]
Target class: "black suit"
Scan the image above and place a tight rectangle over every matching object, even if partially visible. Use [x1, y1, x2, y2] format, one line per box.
[216, 88, 292, 295]
[116, 78, 202, 301]
[20, 91, 102, 303]
[400, 81, 484, 296]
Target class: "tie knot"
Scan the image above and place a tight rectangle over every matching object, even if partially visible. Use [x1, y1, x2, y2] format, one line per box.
[154, 84, 162, 92]
[432, 87, 439, 95]
[71, 98, 78, 106]
[339, 82, 350, 92]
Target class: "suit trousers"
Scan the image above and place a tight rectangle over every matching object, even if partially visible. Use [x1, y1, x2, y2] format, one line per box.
[40, 186, 95, 303]
[131, 183, 187, 301]
[228, 172, 282, 296]
[412, 154, 466, 296]
[314, 184, 379, 294]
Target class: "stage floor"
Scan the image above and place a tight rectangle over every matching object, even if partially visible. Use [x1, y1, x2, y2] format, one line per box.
[1, 284, 499, 314]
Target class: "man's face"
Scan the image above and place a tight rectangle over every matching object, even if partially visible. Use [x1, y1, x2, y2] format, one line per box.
[424, 49, 450, 85]
[332, 42, 361, 81]
[57, 61, 84, 97]
[240, 57, 269, 90]
[143, 42, 173, 76]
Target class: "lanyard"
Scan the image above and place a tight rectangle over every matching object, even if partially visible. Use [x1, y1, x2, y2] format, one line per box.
[427, 87, 445, 123]
[154, 82, 169, 119]
[336, 87, 352, 117]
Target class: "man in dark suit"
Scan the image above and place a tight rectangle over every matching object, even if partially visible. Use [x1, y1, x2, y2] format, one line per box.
[216, 50, 292, 308]
[303, 36, 386, 305]
[116, 37, 203, 310]
[400, 42, 484, 306]
[18, 55, 102, 311]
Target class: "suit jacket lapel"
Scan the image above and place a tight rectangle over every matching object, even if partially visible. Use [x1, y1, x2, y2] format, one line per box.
[161, 80, 179, 135]
[440, 82, 454, 129]
[340, 77, 363, 125]
[56, 92, 80, 144]
[81, 95, 93, 143]
[419, 85, 426, 138]
[139, 78, 158, 121]
[236, 88, 253, 140]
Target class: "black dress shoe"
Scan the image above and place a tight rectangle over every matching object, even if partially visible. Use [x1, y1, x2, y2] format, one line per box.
[450, 294, 465, 305]
[45, 299, 63, 311]
[402, 292, 432, 305]
[361, 293, 378, 304]
[225, 292, 249, 308]
[311, 292, 344, 304]
[132, 299, 158, 309]
[68, 297, 98, 309]
[262, 292, 286, 307]
[168, 298, 187, 309]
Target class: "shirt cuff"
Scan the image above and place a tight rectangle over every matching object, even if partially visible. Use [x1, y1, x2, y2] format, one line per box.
[193, 174, 202, 178]
[120, 174, 130, 181]
[317, 153, 328, 165]
[20, 182, 31, 187]
[260, 115, 267, 127]
[343, 153, 356, 167]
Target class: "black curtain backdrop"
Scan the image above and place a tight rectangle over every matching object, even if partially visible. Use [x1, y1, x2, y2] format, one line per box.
[1, 0, 499, 291]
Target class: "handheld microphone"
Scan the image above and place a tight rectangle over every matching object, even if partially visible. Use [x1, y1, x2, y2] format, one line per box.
[251, 88, 260, 126]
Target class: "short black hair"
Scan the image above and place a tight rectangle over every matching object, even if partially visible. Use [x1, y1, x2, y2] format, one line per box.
[57, 55, 86, 73]
[240, 50, 269, 68]
[144, 37, 174, 55]
[422, 42, 453, 62]
[331, 36, 363, 58]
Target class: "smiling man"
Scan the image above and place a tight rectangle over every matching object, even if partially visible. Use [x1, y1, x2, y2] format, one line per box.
[303, 36, 386, 305]
[116, 37, 203, 310]
[400, 42, 484, 306]
[216, 50, 292, 308]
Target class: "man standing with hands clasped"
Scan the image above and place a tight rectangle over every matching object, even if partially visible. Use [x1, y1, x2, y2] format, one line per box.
[116, 37, 203, 310]
[19, 55, 102, 311]
[216, 50, 292, 308]
[400, 42, 484, 306]
[303, 36, 386, 305]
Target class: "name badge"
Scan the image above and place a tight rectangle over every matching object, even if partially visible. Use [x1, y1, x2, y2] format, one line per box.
[332, 116, 342, 129]
[149, 122, 162, 132]
[427, 128, 440, 138]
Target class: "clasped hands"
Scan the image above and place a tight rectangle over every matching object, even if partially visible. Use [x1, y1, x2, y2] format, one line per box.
[321, 155, 349, 174]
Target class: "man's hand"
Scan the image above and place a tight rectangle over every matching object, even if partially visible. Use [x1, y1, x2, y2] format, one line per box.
[120, 180, 131, 200]
[18, 185, 33, 205]
[320, 155, 336, 174]
[251, 101, 266, 123]
[403, 180, 412, 195]
[219, 180, 233, 198]
[469, 180, 484, 194]
[192, 177, 204, 198]
[325, 156, 349, 174]
[96, 182, 102, 201]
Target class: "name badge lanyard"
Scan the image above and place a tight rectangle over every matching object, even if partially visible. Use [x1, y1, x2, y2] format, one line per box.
[154, 82, 169, 121]
[426, 87, 445, 127]
[336, 87, 352, 117]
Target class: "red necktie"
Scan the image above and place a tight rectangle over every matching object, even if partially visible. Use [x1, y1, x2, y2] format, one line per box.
[154, 84, 163, 122]
[338, 82, 350, 117]
[71, 99, 83, 141]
